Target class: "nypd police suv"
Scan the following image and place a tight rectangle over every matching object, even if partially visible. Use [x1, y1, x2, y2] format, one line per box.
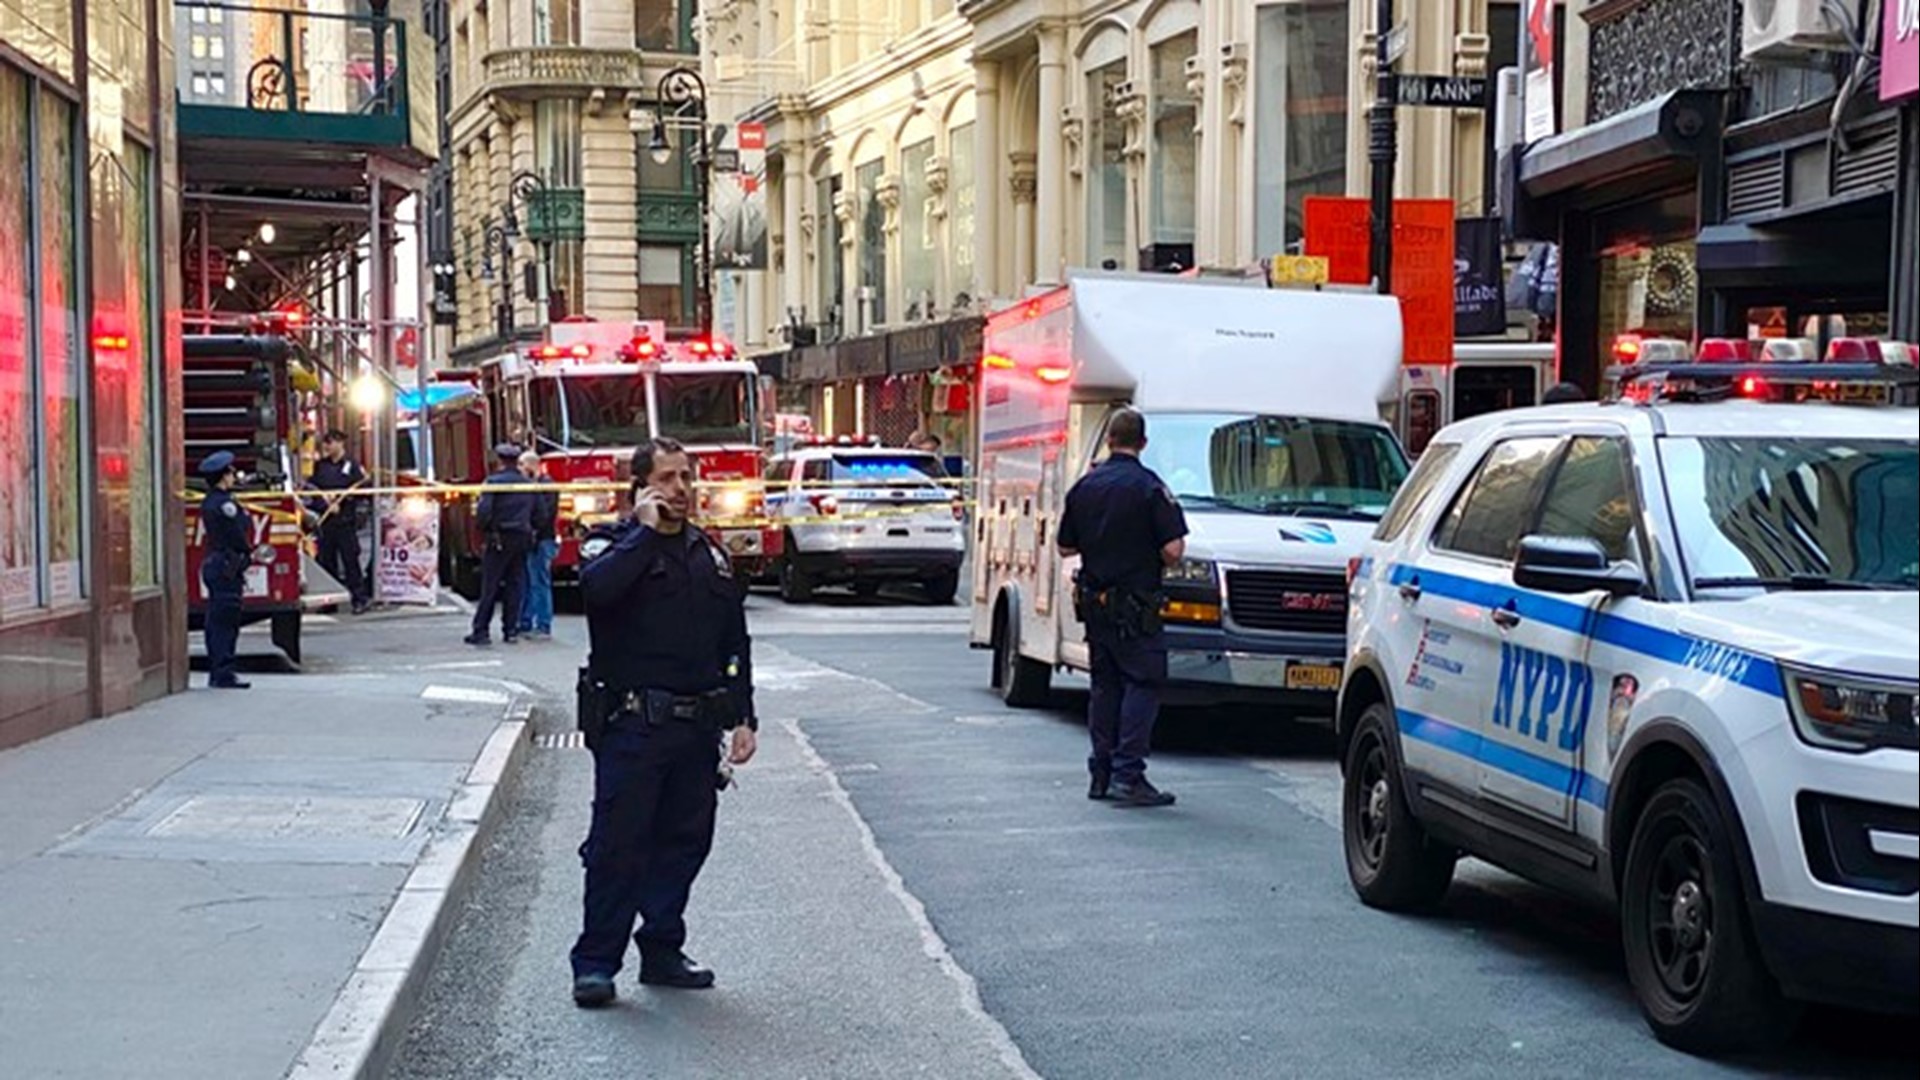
[1337, 349, 1919, 1053]
[765, 438, 966, 604]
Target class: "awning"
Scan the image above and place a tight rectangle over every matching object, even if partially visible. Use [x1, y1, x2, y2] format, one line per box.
[1520, 90, 1724, 201]
[1696, 206, 1891, 290]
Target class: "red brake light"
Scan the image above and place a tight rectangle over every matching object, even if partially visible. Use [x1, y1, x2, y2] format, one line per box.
[1695, 338, 1751, 362]
[1346, 556, 1362, 587]
[1736, 375, 1767, 398]
[1825, 338, 1883, 363]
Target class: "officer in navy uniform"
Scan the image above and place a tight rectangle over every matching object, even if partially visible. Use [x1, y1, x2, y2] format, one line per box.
[305, 429, 371, 614]
[198, 451, 256, 690]
[1057, 408, 1189, 807]
[569, 436, 759, 1009]
[465, 443, 538, 646]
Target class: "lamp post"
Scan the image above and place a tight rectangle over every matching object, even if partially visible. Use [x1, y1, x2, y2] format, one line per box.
[646, 65, 725, 335]
[482, 214, 517, 342]
[508, 169, 566, 320]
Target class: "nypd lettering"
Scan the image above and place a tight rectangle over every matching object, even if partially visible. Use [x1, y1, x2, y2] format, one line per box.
[1493, 641, 1595, 752]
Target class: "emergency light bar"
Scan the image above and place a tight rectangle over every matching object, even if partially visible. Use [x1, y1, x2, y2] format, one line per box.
[529, 342, 594, 361]
[1609, 362, 1920, 406]
[795, 435, 884, 448]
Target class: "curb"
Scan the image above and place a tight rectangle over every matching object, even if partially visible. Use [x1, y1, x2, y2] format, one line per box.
[285, 711, 532, 1080]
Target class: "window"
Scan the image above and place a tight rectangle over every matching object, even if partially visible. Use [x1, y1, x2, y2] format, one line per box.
[948, 125, 975, 303]
[802, 458, 830, 484]
[38, 90, 82, 604]
[817, 173, 844, 326]
[534, 99, 583, 315]
[1137, 412, 1410, 518]
[0, 67, 35, 615]
[656, 371, 752, 444]
[856, 158, 886, 327]
[1086, 60, 1128, 268]
[635, 0, 681, 52]
[126, 142, 161, 588]
[535, 0, 579, 46]
[1535, 436, 1638, 562]
[1376, 442, 1462, 542]
[1434, 437, 1562, 561]
[900, 139, 935, 320]
[638, 243, 689, 325]
[1254, 1, 1348, 254]
[210, 36, 225, 61]
[1149, 31, 1198, 245]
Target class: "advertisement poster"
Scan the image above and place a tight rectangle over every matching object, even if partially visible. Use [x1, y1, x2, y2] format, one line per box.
[1455, 217, 1506, 338]
[713, 122, 768, 270]
[1523, 0, 1557, 143]
[1886, 0, 1918, 103]
[376, 496, 440, 606]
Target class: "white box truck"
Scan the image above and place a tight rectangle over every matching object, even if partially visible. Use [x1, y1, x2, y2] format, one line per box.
[969, 272, 1412, 714]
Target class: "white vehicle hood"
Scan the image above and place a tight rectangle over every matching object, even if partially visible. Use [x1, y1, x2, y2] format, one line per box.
[1182, 511, 1376, 571]
[1674, 593, 1920, 682]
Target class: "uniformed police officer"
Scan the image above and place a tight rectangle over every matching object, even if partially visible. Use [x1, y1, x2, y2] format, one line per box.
[1057, 408, 1189, 808]
[306, 429, 371, 614]
[569, 436, 758, 1009]
[465, 443, 538, 646]
[198, 451, 256, 690]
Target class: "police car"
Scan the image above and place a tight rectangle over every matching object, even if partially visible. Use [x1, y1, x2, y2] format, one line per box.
[1336, 345, 1919, 1053]
[765, 437, 966, 604]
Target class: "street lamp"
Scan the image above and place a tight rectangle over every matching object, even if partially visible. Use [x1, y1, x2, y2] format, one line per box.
[509, 169, 567, 321]
[645, 65, 726, 335]
[483, 216, 517, 342]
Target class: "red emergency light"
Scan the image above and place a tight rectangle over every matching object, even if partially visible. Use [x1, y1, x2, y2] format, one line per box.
[530, 343, 594, 361]
[1035, 365, 1071, 384]
[1736, 375, 1768, 398]
[1695, 338, 1752, 362]
[620, 339, 659, 360]
[1612, 334, 1642, 362]
[679, 336, 736, 359]
[981, 353, 1016, 370]
[1825, 338, 1883, 363]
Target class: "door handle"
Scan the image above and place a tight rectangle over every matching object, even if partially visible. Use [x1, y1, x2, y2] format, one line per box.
[1490, 605, 1521, 629]
[1397, 580, 1422, 602]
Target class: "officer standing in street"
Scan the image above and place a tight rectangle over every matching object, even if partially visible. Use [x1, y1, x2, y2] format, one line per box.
[305, 429, 371, 614]
[1057, 408, 1188, 808]
[569, 437, 758, 1009]
[198, 451, 256, 690]
[465, 443, 537, 646]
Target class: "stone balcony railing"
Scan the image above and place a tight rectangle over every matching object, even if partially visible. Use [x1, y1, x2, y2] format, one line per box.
[482, 47, 653, 98]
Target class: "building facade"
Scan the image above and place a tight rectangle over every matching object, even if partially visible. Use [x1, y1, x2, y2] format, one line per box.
[1516, 0, 1917, 391]
[0, 0, 187, 748]
[702, 0, 1519, 448]
[439, 0, 708, 364]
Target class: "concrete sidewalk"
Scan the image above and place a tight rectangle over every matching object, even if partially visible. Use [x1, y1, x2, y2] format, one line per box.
[0, 664, 529, 1080]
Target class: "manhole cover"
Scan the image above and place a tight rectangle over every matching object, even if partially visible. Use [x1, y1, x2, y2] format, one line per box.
[148, 795, 426, 841]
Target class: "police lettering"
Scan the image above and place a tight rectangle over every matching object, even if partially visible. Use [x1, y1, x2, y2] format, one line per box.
[1492, 642, 1594, 752]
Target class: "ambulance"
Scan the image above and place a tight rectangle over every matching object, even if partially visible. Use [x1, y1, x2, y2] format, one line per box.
[969, 272, 1410, 717]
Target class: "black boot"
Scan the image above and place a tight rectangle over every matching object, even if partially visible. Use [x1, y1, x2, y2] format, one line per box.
[1088, 766, 1112, 801]
[1110, 777, 1175, 808]
[639, 950, 715, 989]
[572, 973, 617, 1008]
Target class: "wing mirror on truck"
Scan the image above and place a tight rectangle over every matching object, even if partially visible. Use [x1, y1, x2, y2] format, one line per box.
[1512, 536, 1644, 598]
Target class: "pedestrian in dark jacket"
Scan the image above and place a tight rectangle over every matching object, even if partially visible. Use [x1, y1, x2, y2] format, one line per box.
[518, 450, 560, 640]
[466, 443, 537, 645]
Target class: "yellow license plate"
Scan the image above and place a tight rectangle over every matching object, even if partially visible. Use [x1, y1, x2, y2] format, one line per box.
[1285, 663, 1342, 691]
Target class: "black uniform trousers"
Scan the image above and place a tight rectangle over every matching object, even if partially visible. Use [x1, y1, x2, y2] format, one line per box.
[471, 531, 531, 640]
[570, 710, 720, 978]
[317, 519, 368, 604]
[1086, 620, 1167, 785]
[201, 554, 245, 686]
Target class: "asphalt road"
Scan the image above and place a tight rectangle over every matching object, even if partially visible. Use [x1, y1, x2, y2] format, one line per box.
[388, 587, 1917, 1079]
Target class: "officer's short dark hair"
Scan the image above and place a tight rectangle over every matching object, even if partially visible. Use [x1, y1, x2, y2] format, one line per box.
[1541, 381, 1587, 404]
[322, 429, 347, 445]
[1107, 408, 1147, 451]
[628, 437, 689, 500]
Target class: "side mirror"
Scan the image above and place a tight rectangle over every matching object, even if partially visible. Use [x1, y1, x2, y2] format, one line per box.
[1513, 535, 1644, 598]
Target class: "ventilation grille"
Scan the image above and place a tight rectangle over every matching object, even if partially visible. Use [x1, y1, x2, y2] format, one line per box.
[1726, 155, 1786, 219]
[1834, 119, 1901, 197]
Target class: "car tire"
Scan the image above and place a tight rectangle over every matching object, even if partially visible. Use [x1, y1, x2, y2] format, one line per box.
[1342, 703, 1455, 911]
[1620, 778, 1797, 1055]
[993, 610, 1051, 707]
[778, 554, 814, 604]
[921, 570, 959, 606]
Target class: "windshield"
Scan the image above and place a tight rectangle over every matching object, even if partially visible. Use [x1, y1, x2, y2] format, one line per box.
[1662, 436, 1919, 590]
[527, 371, 752, 448]
[830, 453, 946, 484]
[657, 371, 752, 444]
[1136, 412, 1410, 519]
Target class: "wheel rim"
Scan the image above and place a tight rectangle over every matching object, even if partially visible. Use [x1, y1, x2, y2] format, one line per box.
[1645, 829, 1714, 1003]
[1352, 737, 1392, 871]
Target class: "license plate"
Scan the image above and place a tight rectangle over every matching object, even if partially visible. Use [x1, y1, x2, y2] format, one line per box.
[1285, 663, 1342, 691]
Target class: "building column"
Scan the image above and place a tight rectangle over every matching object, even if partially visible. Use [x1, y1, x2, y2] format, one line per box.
[1035, 27, 1067, 285]
[781, 147, 807, 322]
[1010, 151, 1037, 287]
[973, 61, 1003, 301]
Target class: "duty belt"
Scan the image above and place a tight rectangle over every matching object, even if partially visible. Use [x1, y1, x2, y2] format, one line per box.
[614, 687, 729, 723]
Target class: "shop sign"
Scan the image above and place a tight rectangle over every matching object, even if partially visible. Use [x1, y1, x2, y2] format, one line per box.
[1886, 0, 1918, 103]
[1302, 196, 1457, 365]
[887, 323, 942, 374]
[1455, 218, 1505, 338]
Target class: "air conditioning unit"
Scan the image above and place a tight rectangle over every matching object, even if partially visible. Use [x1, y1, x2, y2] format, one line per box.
[1742, 0, 1850, 62]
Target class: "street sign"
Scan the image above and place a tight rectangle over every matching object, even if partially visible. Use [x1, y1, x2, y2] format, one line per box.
[1384, 22, 1409, 66]
[711, 148, 741, 172]
[1396, 75, 1490, 109]
[1267, 255, 1330, 287]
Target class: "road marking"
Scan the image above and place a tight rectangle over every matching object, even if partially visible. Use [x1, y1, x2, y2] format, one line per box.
[782, 714, 1042, 1080]
[420, 684, 511, 706]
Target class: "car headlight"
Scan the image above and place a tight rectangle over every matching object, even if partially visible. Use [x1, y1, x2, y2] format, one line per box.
[1783, 665, 1919, 753]
[716, 487, 750, 515]
[571, 493, 604, 515]
[1162, 557, 1218, 588]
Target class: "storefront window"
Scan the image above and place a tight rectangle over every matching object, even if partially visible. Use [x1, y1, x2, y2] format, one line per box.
[948, 124, 975, 304]
[39, 90, 83, 606]
[128, 142, 159, 590]
[1086, 59, 1128, 268]
[900, 138, 935, 320]
[0, 66, 36, 617]
[857, 158, 886, 328]
[1594, 192, 1699, 362]
[1254, 1, 1348, 255]
[1149, 31, 1198, 245]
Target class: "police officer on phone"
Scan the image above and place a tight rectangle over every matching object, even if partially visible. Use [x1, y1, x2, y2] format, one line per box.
[465, 443, 537, 646]
[1058, 408, 1188, 807]
[198, 451, 256, 690]
[569, 436, 759, 1008]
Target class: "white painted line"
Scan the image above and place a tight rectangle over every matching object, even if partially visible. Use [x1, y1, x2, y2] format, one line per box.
[420, 684, 511, 706]
[420, 659, 505, 671]
[781, 716, 1041, 1080]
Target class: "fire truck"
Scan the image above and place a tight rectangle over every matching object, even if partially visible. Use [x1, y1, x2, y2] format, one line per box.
[434, 319, 776, 597]
[182, 321, 349, 665]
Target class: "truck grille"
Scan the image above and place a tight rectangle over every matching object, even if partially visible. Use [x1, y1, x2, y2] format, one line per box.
[1225, 569, 1348, 634]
